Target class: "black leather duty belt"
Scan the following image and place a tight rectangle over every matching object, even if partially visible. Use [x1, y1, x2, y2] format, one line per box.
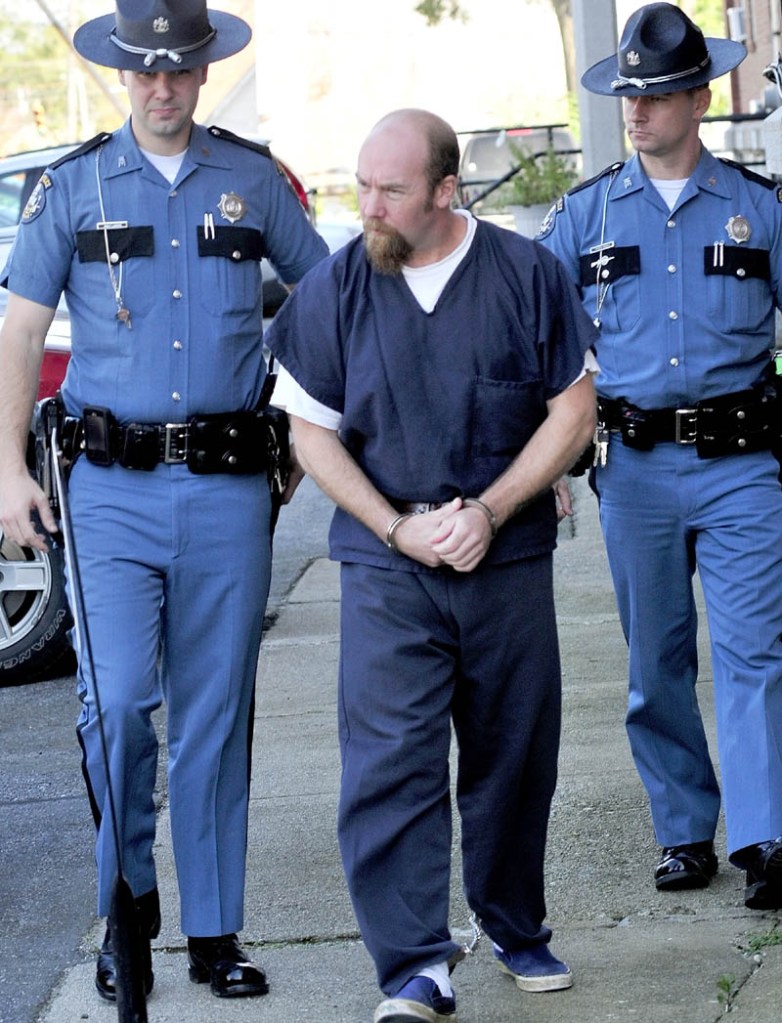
[64, 405, 271, 474]
[597, 389, 777, 458]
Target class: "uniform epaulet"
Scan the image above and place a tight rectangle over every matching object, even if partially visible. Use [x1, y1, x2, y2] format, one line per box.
[718, 157, 778, 190]
[207, 126, 273, 160]
[50, 132, 113, 170]
[566, 161, 625, 197]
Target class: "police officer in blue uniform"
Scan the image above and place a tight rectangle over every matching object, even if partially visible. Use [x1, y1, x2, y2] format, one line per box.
[0, 0, 327, 1003]
[541, 3, 782, 908]
[265, 108, 597, 1023]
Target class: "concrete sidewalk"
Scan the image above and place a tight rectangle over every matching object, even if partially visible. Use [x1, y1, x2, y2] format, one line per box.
[38, 477, 781, 1022]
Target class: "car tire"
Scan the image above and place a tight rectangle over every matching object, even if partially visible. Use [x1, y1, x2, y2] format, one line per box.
[0, 532, 75, 686]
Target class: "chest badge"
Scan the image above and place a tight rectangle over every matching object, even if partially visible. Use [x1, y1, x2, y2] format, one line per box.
[218, 192, 246, 224]
[725, 215, 751, 244]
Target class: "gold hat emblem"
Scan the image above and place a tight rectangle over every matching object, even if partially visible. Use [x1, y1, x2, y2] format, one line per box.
[725, 215, 751, 244]
[218, 192, 246, 224]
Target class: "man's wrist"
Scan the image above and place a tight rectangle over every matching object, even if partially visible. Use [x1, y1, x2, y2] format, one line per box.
[463, 497, 498, 538]
[386, 512, 414, 551]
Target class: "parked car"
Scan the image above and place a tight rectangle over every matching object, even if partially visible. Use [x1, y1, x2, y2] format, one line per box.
[0, 312, 75, 685]
[0, 139, 322, 686]
[458, 125, 579, 207]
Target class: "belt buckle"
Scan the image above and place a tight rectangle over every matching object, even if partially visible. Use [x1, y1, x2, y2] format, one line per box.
[163, 423, 189, 463]
[674, 408, 697, 445]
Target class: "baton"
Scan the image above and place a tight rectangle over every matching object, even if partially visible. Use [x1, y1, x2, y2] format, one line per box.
[50, 428, 149, 1023]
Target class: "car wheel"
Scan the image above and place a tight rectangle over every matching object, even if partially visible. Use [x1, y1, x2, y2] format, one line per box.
[0, 530, 75, 686]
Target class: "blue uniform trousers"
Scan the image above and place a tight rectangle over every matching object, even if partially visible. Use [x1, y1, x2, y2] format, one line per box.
[69, 458, 272, 936]
[594, 442, 782, 857]
[337, 557, 561, 995]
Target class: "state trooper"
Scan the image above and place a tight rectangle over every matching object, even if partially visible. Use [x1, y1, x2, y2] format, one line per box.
[0, 0, 327, 1003]
[541, 2, 782, 907]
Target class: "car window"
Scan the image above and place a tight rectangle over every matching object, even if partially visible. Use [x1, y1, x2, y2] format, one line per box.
[0, 169, 31, 229]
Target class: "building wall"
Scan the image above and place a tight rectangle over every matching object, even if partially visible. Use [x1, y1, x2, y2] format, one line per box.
[728, 0, 779, 112]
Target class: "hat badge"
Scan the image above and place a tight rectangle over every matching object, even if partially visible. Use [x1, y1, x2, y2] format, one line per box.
[626, 50, 641, 67]
[153, 18, 170, 34]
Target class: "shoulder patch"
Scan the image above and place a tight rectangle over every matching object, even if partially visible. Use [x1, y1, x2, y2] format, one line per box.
[50, 132, 113, 170]
[567, 161, 625, 197]
[536, 199, 562, 240]
[207, 126, 273, 161]
[21, 174, 52, 223]
[718, 157, 778, 191]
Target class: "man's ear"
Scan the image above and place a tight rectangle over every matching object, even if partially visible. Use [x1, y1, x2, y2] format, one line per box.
[436, 175, 458, 210]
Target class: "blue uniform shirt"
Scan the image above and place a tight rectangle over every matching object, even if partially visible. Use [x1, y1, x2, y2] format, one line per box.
[540, 148, 782, 407]
[1, 120, 328, 422]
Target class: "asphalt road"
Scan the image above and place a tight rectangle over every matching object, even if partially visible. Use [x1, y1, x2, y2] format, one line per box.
[0, 476, 333, 1023]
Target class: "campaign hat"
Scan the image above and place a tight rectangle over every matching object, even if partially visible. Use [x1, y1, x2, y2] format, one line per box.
[73, 0, 251, 71]
[581, 2, 745, 97]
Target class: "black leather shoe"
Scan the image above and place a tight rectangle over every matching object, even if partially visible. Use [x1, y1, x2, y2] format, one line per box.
[743, 837, 782, 909]
[187, 934, 269, 998]
[654, 841, 718, 891]
[95, 887, 161, 1002]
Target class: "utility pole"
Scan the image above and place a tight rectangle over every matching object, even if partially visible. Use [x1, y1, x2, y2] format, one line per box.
[572, 0, 625, 177]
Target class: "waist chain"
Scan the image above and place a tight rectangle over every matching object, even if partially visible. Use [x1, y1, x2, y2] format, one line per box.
[597, 387, 777, 458]
[63, 405, 273, 475]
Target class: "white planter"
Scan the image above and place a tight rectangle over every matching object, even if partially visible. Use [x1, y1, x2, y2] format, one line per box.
[506, 203, 552, 238]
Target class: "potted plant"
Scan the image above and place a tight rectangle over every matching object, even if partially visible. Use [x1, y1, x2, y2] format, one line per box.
[504, 143, 577, 237]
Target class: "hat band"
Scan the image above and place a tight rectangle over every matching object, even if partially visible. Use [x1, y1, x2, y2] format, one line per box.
[611, 55, 711, 91]
[109, 26, 217, 67]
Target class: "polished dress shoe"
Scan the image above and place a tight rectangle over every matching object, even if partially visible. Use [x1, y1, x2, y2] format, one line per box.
[95, 887, 161, 1002]
[654, 841, 718, 891]
[742, 837, 782, 909]
[187, 933, 269, 998]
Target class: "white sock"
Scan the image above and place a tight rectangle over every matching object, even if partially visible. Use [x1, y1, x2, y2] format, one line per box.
[418, 961, 453, 997]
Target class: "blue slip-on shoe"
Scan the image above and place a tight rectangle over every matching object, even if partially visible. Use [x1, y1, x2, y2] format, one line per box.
[373, 976, 457, 1023]
[494, 943, 573, 992]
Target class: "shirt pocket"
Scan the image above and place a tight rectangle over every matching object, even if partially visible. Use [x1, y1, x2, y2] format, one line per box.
[472, 377, 544, 460]
[195, 225, 264, 317]
[579, 245, 641, 332]
[704, 245, 771, 333]
[75, 226, 156, 312]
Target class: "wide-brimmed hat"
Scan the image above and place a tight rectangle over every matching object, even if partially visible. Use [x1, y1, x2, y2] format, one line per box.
[581, 2, 745, 97]
[73, 0, 251, 71]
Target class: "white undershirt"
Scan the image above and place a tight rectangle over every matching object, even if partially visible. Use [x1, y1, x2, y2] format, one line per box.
[649, 177, 688, 211]
[140, 148, 187, 184]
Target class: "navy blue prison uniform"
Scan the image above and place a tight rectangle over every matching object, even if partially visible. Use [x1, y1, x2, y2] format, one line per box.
[265, 220, 597, 994]
[0, 119, 328, 936]
[540, 149, 782, 860]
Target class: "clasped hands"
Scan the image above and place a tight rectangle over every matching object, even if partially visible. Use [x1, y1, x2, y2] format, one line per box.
[390, 497, 493, 573]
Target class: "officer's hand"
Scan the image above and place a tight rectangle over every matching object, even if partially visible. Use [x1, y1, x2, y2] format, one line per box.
[554, 477, 573, 520]
[279, 446, 306, 505]
[0, 470, 57, 551]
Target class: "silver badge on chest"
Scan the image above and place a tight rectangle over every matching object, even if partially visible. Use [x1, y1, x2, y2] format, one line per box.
[217, 193, 246, 224]
[725, 215, 751, 244]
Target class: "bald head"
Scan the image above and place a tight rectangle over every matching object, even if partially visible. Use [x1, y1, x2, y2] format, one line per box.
[365, 109, 460, 194]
